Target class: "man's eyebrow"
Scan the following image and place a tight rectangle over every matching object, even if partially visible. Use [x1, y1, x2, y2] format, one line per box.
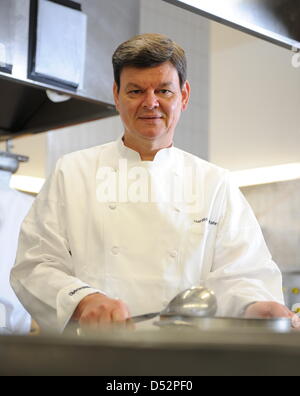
[125, 83, 143, 90]
[159, 82, 175, 88]
[125, 82, 176, 89]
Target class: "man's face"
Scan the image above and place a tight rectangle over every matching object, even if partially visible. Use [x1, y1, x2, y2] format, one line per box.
[113, 62, 190, 143]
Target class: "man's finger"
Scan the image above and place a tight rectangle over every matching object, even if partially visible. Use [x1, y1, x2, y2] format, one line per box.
[291, 314, 300, 329]
[98, 310, 111, 325]
[111, 308, 127, 323]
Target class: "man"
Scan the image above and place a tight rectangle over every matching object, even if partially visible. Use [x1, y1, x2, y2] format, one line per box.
[11, 34, 299, 332]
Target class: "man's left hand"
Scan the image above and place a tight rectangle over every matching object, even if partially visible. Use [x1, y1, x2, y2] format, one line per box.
[244, 301, 300, 329]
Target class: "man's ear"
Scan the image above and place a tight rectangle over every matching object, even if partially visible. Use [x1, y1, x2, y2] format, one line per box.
[181, 80, 191, 111]
[113, 82, 120, 111]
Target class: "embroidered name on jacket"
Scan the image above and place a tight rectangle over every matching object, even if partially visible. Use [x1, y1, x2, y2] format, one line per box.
[69, 286, 91, 297]
[194, 218, 218, 226]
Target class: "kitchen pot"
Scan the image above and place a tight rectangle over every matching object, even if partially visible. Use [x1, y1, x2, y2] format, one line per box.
[154, 316, 292, 333]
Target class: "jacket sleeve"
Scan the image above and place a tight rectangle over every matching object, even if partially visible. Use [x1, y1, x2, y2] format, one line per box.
[206, 174, 284, 317]
[10, 159, 103, 333]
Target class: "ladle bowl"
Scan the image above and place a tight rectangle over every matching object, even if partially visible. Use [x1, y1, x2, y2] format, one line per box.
[131, 286, 218, 323]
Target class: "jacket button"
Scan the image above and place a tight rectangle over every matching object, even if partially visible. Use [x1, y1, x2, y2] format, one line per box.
[162, 300, 169, 308]
[111, 246, 120, 255]
[170, 250, 178, 258]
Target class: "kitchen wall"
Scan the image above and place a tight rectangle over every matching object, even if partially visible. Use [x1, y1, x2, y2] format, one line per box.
[210, 22, 300, 170]
[241, 180, 300, 273]
[0, 134, 46, 179]
[208, 20, 300, 303]
[139, 0, 209, 161]
[241, 180, 300, 308]
[46, 116, 123, 174]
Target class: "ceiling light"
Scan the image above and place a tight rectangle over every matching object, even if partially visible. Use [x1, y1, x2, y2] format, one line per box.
[10, 175, 45, 195]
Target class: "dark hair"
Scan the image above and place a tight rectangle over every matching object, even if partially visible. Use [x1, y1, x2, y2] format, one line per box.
[112, 33, 187, 91]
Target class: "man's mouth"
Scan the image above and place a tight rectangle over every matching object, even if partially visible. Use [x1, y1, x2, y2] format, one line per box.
[138, 115, 164, 120]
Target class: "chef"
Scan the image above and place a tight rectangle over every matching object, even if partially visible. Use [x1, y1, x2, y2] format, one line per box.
[11, 33, 299, 332]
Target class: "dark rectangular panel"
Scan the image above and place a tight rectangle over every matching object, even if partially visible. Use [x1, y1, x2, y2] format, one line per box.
[28, 0, 87, 91]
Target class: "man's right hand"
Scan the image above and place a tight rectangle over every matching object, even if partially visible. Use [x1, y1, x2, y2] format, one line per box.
[72, 293, 130, 329]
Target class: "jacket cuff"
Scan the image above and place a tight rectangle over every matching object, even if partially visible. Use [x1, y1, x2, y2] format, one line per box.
[56, 282, 106, 332]
[239, 301, 257, 317]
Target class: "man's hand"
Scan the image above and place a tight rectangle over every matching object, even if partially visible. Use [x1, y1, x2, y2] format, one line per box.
[72, 293, 130, 329]
[244, 301, 300, 329]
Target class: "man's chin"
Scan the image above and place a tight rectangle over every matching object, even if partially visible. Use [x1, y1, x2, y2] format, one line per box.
[136, 129, 166, 140]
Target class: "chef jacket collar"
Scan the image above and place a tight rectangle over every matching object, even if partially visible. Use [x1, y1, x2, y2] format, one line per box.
[116, 135, 175, 167]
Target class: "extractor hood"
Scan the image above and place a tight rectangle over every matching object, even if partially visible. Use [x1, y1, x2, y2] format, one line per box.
[0, 73, 117, 142]
[0, 0, 140, 142]
[163, 0, 300, 50]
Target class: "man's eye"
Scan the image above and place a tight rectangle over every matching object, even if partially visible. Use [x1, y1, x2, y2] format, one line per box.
[159, 89, 172, 95]
[128, 90, 142, 95]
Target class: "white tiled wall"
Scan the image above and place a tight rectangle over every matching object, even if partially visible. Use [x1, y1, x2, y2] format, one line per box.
[46, 116, 123, 175]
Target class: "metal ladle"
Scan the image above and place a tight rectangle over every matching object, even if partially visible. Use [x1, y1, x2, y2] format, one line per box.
[130, 286, 218, 323]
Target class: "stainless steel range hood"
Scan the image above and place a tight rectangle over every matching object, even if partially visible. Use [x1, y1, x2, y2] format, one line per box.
[163, 0, 300, 50]
[0, 0, 140, 142]
[0, 73, 117, 141]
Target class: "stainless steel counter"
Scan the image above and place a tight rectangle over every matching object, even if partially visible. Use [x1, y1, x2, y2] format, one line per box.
[1, 327, 300, 376]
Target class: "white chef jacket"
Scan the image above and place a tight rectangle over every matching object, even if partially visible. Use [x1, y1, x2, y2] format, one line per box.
[11, 137, 284, 332]
[0, 184, 34, 334]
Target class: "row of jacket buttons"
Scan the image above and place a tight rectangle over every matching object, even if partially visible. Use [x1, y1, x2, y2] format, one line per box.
[111, 246, 178, 258]
[109, 204, 181, 212]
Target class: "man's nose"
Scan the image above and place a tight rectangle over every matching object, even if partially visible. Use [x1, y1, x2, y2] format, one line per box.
[142, 91, 159, 109]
